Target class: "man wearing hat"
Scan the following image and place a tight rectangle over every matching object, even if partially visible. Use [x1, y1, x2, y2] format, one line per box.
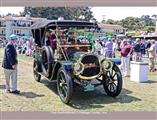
[2, 34, 20, 94]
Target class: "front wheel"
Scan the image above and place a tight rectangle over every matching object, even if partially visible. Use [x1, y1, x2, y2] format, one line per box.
[33, 60, 41, 82]
[103, 64, 122, 97]
[57, 68, 73, 104]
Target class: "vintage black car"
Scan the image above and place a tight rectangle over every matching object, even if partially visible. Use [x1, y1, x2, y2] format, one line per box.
[31, 20, 122, 104]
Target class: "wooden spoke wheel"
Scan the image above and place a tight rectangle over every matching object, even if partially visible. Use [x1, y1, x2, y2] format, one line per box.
[103, 64, 122, 97]
[57, 68, 73, 104]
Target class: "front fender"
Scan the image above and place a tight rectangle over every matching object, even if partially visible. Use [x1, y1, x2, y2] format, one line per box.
[50, 61, 73, 80]
[60, 61, 73, 71]
[99, 55, 121, 65]
[107, 58, 121, 65]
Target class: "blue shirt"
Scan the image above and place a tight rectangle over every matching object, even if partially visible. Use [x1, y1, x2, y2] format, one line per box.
[105, 40, 113, 52]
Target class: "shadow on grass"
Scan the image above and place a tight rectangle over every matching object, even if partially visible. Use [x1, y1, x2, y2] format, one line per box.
[40, 79, 141, 110]
[68, 88, 141, 110]
[40, 79, 58, 95]
[0, 84, 44, 98]
[0, 85, 5, 89]
[142, 80, 157, 84]
[18, 92, 45, 98]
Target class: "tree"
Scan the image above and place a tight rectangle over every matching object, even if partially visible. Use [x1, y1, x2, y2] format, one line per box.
[144, 26, 155, 32]
[20, 7, 95, 21]
[152, 14, 157, 20]
[101, 20, 106, 23]
[5, 13, 19, 17]
[140, 15, 155, 26]
[120, 17, 144, 31]
[105, 19, 115, 24]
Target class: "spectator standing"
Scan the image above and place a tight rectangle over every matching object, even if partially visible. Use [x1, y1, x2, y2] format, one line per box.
[104, 38, 113, 58]
[50, 34, 57, 50]
[101, 39, 106, 55]
[25, 40, 30, 56]
[2, 34, 20, 94]
[127, 39, 133, 61]
[45, 31, 51, 46]
[120, 39, 132, 77]
[28, 38, 33, 56]
[148, 40, 156, 72]
[146, 40, 151, 57]
[95, 40, 102, 55]
[140, 40, 146, 57]
[133, 38, 141, 61]
[117, 39, 122, 51]
[112, 39, 117, 58]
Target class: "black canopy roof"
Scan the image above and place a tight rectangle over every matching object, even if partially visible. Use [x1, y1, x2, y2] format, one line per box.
[31, 20, 97, 47]
[31, 20, 97, 29]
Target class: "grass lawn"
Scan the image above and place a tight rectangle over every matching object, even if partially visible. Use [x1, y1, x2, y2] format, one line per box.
[0, 48, 157, 112]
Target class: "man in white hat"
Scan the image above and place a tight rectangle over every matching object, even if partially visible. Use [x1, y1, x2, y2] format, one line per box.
[2, 34, 20, 94]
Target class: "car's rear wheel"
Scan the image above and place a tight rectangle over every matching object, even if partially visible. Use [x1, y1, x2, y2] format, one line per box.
[57, 68, 73, 104]
[33, 60, 41, 82]
[103, 64, 122, 97]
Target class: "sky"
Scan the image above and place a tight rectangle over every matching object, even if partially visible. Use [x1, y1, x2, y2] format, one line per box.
[91, 7, 157, 22]
[0, 7, 157, 22]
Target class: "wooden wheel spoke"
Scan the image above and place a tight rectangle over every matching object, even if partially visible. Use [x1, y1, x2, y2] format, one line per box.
[44, 62, 48, 65]
[60, 73, 65, 81]
[112, 72, 117, 78]
[108, 84, 112, 91]
[61, 89, 65, 98]
[63, 86, 67, 93]
[111, 84, 115, 92]
[112, 82, 117, 91]
[61, 87, 67, 97]
[112, 82, 117, 87]
[110, 69, 114, 76]
[63, 83, 67, 86]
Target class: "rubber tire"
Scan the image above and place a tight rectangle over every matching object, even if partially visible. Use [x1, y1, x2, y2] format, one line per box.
[41, 46, 54, 78]
[57, 68, 73, 104]
[33, 60, 41, 82]
[103, 64, 122, 97]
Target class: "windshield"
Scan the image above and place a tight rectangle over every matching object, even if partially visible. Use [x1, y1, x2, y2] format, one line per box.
[44, 27, 95, 46]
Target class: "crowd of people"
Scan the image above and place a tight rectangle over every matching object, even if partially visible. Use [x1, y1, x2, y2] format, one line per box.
[18, 38, 34, 56]
[1, 37, 34, 56]
[95, 37, 157, 76]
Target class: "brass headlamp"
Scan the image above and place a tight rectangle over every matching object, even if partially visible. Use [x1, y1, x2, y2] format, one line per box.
[73, 61, 84, 76]
[102, 59, 113, 72]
